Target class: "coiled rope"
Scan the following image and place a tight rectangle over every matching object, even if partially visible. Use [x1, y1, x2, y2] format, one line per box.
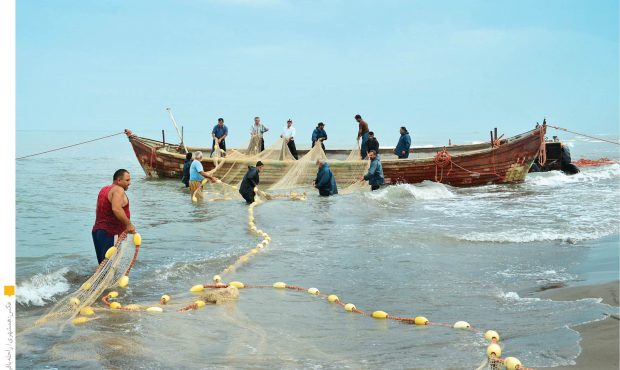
[16, 131, 126, 160]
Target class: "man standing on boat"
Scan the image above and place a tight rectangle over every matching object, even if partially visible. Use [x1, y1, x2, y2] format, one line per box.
[311, 122, 328, 151]
[366, 131, 379, 155]
[359, 150, 384, 191]
[239, 161, 265, 204]
[281, 119, 298, 160]
[355, 114, 370, 159]
[313, 159, 338, 196]
[250, 116, 269, 153]
[394, 126, 411, 159]
[211, 118, 228, 157]
[92, 169, 135, 264]
[189, 151, 219, 200]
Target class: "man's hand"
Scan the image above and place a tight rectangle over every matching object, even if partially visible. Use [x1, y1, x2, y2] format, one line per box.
[127, 223, 136, 234]
[358, 175, 364, 181]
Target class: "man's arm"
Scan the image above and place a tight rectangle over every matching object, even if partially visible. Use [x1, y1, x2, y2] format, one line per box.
[200, 170, 219, 182]
[110, 188, 135, 233]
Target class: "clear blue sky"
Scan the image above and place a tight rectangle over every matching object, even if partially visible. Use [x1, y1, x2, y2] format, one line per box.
[16, 0, 619, 147]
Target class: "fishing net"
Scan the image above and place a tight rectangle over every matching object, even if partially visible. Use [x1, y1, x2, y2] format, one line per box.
[35, 233, 140, 326]
[196, 138, 370, 198]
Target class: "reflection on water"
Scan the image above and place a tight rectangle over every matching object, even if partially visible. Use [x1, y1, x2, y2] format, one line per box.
[15, 131, 620, 369]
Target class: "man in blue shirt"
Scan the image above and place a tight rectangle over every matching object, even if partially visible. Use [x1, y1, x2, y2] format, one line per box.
[211, 118, 228, 157]
[189, 151, 219, 200]
[360, 150, 384, 191]
[313, 159, 338, 196]
[394, 126, 411, 159]
[311, 122, 328, 151]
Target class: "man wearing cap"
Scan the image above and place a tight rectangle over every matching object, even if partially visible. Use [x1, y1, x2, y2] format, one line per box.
[239, 161, 265, 204]
[311, 122, 328, 151]
[280, 119, 298, 160]
[211, 118, 228, 157]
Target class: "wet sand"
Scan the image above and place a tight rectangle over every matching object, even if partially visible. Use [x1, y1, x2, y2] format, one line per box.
[537, 281, 619, 369]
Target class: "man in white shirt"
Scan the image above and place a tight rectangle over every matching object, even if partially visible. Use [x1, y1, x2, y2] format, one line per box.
[280, 118, 298, 160]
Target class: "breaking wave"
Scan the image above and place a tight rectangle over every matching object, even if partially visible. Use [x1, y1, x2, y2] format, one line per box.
[526, 164, 620, 187]
[367, 181, 456, 202]
[457, 226, 618, 243]
[16, 267, 71, 307]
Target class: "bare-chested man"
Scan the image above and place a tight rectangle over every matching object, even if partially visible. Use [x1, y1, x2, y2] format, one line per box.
[92, 169, 136, 263]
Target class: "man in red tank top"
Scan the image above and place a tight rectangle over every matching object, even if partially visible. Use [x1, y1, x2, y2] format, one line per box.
[92, 169, 136, 263]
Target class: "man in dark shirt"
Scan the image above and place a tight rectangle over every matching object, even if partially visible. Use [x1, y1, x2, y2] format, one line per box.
[311, 122, 328, 150]
[366, 131, 379, 155]
[239, 161, 265, 204]
[181, 152, 192, 187]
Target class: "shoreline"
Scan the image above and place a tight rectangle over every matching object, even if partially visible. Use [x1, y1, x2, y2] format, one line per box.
[535, 280, 619, 369]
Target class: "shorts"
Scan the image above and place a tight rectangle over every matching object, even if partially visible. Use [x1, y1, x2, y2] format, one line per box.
[92, 229, 116, 264]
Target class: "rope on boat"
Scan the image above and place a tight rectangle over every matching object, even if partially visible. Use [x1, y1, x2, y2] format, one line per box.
[16, 131, 126, 160]
[548, 125, 620, 146]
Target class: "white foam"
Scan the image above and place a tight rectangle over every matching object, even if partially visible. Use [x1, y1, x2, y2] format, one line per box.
[498, 291, 542, 302]
[368, 181, 456, 202]
[526, 164, 620, 187]
[16, 267, 71, 306]
[458, 227, 617, 243]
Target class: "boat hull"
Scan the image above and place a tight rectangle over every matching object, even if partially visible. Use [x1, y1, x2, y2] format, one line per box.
[125, 126, 545, 187]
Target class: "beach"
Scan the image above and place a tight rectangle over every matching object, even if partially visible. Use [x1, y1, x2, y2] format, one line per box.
[537, 281, 619, 370]
[14, 130, 620, 369]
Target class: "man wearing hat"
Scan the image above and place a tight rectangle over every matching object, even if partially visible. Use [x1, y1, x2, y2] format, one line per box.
[239, 161, 265, 204]
[311, 122, 328, 151]
[280, 119, 298, 160]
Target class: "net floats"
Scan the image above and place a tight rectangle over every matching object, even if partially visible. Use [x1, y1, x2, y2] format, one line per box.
[453, 321, 471, 329]
[503, 357, 522, 370]
[371, 310, 388, 319]
[104, 246, 117, 259]
[79, 306, 95, 316]
[160, 294, 171, 304]
[117, 275, 129, 288]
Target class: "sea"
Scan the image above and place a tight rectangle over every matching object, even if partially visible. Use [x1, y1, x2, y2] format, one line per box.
[15, 129, 620, 369]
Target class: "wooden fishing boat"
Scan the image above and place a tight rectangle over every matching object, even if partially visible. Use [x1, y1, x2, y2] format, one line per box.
[124, 124, 546, 187]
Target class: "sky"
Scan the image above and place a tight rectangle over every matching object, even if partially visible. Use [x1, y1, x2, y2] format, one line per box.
[15, 0, 620, 148]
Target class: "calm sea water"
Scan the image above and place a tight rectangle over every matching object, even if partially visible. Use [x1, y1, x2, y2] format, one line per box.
[15, 130, 620, 369]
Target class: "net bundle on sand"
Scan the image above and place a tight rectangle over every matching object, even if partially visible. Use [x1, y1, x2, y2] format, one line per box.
[35, 233, 141, 327]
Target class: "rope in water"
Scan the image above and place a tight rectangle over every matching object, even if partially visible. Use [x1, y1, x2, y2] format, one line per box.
[16, 131, 126, 160]
[548, 125, 620, 145]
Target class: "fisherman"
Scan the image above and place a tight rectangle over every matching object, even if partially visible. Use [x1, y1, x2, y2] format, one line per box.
[359, 150, 384, 191]
[355, 114, 370, 159]
[313, 159, 338, 196]
[181, 152, 192, 187]
[211, 118, 228, 157]
[394, 126, 411, 159]
[251, 116, 269, 152]
[280, 119, 298, 160]
[366, 131, 380, 155]
[92, 169, 136, 264]
[189, 151, 219, 200]
[311, 122, 328, 151]
[239, 161, 265, 204]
